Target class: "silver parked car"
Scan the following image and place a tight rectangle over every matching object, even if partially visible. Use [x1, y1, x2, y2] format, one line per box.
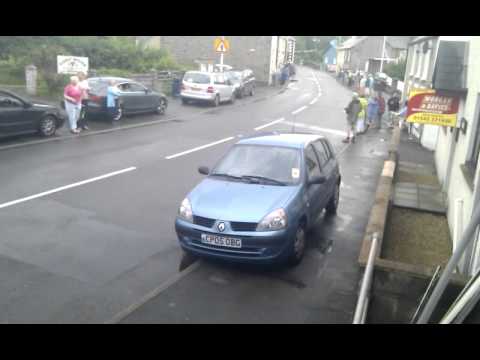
[181, 71, 236, 107]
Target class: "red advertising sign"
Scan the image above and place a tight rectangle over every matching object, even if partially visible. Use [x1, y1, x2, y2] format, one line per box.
[407, 89, 460, 127]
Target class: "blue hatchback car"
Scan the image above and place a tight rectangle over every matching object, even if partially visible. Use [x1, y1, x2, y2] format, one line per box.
[175, 133, 341, 266]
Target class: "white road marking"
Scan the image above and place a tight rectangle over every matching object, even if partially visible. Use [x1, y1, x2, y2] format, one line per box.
[309, 99, 318, 105]
[291, 106, 308, 115]
[0, 167, 137, 210]
[254, 118, 285, 131]
[283, 121, 347, 137]
[165, 137, 235, 160]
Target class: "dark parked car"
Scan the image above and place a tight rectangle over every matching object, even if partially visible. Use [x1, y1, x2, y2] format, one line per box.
[0, 90, 66, 138]
[175, 133, 341, 266]
[226, 69, 255, 98]
[85, 77, 168, 121]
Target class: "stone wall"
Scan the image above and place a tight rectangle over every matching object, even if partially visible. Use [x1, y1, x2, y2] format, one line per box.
[159, 36, 275, 84]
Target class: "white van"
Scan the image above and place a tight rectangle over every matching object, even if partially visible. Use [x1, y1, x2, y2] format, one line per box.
[181, 71, 236, 107]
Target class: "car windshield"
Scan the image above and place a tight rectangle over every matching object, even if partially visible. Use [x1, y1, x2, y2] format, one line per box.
[211, 144, 301, 185]
[183, 73, 210, 84]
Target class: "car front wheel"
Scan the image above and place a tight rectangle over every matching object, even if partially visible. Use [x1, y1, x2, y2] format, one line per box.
[212, 95, 220, 107]
[39, 115, 57, 137]
[287, 225, 306, 267]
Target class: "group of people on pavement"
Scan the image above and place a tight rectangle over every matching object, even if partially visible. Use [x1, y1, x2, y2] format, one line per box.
[343, 91, 387, 143]
[337, 69, 376, 96]
[63, 73, 120, 134]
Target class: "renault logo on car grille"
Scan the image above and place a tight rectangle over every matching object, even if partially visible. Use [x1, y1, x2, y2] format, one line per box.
[217, 222, 226, 232]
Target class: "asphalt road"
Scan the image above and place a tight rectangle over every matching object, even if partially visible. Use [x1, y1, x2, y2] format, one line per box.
[0, 67, 392, 323]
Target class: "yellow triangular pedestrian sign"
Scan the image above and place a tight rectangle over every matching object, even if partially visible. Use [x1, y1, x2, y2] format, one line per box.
[214, 38, 230, 53]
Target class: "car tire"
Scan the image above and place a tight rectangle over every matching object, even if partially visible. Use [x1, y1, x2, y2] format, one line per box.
[325, 182, 340, 215]
[229, 92, 236, 104]
[181, 98, 188, 105]
[250, 86, 255, 96]
[237, 89, 243, 99]
[39, 115, 57, 137]
[287, 224, 307, 267]
[212, 95, 220, 107]
[155, 98, 167, 115]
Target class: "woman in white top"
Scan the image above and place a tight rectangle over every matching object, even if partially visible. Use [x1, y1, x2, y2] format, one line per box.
[77, 71, 90, 130]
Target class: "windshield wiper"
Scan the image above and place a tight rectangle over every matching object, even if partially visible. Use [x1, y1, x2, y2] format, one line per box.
[240, 175, 287, 186]
[210, 173, 243, 181]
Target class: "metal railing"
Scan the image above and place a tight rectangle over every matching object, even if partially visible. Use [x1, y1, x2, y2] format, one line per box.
[353, 232, 379, 324]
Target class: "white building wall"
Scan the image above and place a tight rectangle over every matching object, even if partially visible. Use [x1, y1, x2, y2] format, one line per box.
[434, 37, 480, 274]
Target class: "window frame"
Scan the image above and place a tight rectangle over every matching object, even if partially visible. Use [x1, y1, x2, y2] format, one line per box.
[304, 144, 322, 181]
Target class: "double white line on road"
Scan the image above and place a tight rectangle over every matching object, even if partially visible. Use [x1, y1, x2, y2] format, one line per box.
[165, 137, 235, 160]
[0, 167, 137, 210]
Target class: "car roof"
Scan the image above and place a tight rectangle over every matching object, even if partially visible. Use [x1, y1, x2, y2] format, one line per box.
[88, 77, 132, 83]
[184, 71, 212, 76]
[237, 133, 325, 149]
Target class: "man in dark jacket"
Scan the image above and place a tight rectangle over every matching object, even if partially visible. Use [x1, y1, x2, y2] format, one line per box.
[343, 92, 362, 143]
[387, 92, 401, 127]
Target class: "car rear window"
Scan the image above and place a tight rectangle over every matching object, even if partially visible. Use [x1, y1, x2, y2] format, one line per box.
[88, 80, 110, 95]
[183, 73, 211, 84]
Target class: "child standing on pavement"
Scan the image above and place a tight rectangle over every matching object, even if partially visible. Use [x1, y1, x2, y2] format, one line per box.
[366, 94, 379, 130]
[106, 80, 121, 122]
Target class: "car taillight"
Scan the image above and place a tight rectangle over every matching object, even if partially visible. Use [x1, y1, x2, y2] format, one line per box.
[89, 95, 102, 104]
[207, 86, 214, 93]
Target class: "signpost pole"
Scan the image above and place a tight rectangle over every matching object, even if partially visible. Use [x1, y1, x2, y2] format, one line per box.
[220, 36, 225, 72]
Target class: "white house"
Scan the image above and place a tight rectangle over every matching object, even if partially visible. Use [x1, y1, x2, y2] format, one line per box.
[403, 36, 480, 275]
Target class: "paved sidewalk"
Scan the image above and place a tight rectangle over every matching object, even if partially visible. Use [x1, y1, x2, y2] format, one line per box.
[394, 130, 446, 214]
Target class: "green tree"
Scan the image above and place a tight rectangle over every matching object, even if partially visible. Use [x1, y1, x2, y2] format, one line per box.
[384, 59, 407, 80]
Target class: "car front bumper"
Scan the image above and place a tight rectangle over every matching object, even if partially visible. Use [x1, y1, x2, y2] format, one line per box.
[175, 218, 294, 264]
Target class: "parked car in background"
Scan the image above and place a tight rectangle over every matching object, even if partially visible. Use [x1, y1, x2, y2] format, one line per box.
[175, 133, 341, 266]
[0, 90, 65, 138]
[181, 71, 236, 107]
[226, 69, 255, 98]
[85, 77, 168, 121]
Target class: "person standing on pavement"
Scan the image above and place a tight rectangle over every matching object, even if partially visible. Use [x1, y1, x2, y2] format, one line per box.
[357, 93, 368, 134]
[343, 92, 362, 143]
[366, 93, 379, 130]
[63, 76, 82, 134]
[106, 80, 121, 122]
[377, 92, 386, 128]
[387, 92, 401, 128]
[359, 75, 367, 96]
[77, 71, 90, 131]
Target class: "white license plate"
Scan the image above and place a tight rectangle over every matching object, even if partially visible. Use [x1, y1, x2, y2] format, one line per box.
[201, 234, 242, 248]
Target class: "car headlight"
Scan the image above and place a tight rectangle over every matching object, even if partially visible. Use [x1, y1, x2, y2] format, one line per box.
[178, 198, 193, 223]
[256, 208, 287, 231]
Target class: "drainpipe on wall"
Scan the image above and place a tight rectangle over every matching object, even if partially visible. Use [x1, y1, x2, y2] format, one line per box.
[454, 198, 465, 273]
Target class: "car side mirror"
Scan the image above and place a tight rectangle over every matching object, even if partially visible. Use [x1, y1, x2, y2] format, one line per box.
[308, 175, 326, 185]
[198, 166, 210, 175]
[23, 102, 32, 108]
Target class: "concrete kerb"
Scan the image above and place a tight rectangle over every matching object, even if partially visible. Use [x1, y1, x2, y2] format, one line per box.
[0, 89, 280, 152]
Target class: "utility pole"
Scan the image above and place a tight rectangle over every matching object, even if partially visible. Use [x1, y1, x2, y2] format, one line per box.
[380, 36, 387, 73]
